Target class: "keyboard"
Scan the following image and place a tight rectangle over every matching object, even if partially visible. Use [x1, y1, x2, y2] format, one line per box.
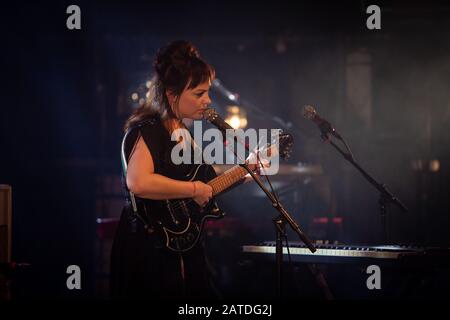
[242, 241, 449, 264]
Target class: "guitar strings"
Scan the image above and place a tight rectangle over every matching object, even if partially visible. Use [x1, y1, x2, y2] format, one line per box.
[164, 171, 240, 212]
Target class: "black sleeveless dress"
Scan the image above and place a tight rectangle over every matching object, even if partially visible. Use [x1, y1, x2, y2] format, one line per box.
[109, 116, 213, 300]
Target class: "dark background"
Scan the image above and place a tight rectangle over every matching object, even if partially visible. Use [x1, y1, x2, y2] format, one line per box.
[1, 0, 449, 299]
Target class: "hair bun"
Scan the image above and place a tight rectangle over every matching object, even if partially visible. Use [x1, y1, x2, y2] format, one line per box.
[154, 40, 200, 78]
[172, 41, 199, 60]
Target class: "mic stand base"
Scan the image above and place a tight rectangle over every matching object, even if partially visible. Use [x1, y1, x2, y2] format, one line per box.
[273, 215, 287, 298]
[238, 163, 316, 299]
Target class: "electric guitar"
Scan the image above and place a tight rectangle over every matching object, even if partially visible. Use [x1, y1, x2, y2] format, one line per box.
[137, 131, 293, 253]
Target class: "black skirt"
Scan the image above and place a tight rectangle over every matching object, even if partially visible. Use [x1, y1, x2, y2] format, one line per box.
[109, 205, 214, 300]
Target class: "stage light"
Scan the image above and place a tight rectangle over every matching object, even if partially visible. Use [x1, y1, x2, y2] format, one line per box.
[225, 106, 248, 129]
[429, 160, 440, 172]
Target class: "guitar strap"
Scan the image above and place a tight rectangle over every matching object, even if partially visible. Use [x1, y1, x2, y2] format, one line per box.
[121, 126, 139, 214]
[120, 119, 156, 228]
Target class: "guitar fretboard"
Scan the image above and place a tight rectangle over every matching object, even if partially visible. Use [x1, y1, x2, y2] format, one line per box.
[208, 165, 248, 195]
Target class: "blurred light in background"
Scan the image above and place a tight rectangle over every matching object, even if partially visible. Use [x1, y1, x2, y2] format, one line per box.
[411, 159, 440, 172]
[225, 105, 247, 129]
[130, 77, 152, 108]
[429, 159, 440, 172]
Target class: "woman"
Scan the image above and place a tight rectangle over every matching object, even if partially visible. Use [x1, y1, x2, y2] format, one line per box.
[110, 40, 217, 300]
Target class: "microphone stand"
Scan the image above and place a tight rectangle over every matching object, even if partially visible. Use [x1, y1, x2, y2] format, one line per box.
[319, 131, 409, 243]
[219, 129, 316, 298]
[242, 164, 316, 297]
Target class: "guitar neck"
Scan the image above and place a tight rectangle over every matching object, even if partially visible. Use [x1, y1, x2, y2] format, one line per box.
[208, 165, 249, 196]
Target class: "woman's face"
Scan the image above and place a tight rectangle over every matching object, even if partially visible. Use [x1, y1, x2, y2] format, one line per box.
[170, 80, 212, 120]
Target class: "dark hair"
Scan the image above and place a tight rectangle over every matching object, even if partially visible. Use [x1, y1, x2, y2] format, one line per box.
[124, 40, 215, 132]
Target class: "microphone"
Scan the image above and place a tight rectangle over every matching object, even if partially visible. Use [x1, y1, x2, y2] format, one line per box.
[302, 105, 342, 140]
[203, 108, 234, 133]
[203, 108, 251, 151]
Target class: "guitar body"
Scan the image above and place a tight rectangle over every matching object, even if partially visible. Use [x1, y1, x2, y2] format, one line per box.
[139, 164, 224, 253]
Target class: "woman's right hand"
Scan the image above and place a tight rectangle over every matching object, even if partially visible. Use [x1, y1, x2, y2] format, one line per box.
[192, 181, 213, 207]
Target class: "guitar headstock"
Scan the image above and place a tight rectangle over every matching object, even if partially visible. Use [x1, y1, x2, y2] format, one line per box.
[266, 130, 293, 160]
[277, 130, 294, 160]
[250, 130, 294, 163]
